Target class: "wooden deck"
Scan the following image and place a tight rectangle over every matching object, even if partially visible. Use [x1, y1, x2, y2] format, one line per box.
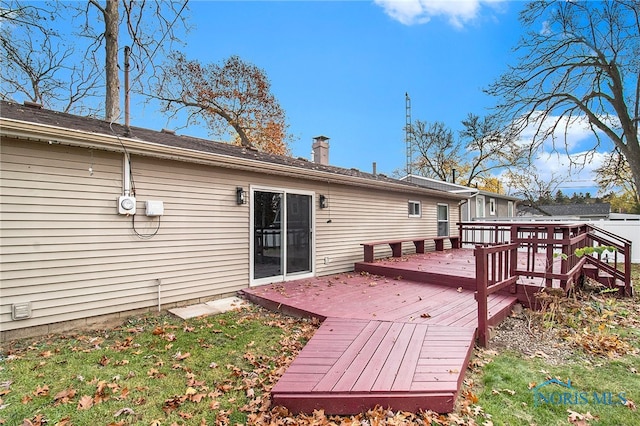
[241, 249, 519, 415]
[271, 318, 475, 414]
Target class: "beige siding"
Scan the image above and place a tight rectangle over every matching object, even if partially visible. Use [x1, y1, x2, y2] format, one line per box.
[1, 137, 464, 336]
[1, 139, 250, 333]
[313, 184, 459, 274]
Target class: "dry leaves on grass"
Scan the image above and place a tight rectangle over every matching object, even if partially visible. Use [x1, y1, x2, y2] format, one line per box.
[567, 409, 598, 425]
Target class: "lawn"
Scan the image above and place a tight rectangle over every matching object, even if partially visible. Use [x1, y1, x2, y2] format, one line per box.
[1, 265, 638, 425]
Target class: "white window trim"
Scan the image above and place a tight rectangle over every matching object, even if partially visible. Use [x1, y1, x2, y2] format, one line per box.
[476, 195, 485, 218]
[489, 198, 496, 216]
[408, 200, 421, 218]
[437, 203, 449, 237]
[507, 201, 514, 217]
[249, 185, 316, 287]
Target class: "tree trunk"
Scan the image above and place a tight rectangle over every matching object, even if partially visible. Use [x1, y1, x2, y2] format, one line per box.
[104, 0, 119, 122]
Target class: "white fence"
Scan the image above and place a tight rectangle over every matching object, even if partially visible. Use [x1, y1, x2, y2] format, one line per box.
[594, 221, 640, 263]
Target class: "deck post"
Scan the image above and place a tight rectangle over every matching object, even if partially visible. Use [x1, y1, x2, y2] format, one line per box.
[545, 225, 554, 288]
[475, 246, 489, 347]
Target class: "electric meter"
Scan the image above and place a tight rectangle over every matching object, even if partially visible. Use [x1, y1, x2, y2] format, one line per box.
[118, 196, 136, 215]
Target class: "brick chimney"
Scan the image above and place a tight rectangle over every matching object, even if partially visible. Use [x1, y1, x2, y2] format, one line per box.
[312, 135, 330, 165]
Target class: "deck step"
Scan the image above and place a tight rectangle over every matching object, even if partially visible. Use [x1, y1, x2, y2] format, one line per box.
[271, 318, 476, 415]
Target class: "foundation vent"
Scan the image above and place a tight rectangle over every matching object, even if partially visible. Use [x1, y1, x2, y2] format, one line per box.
[12, 302, 32, 320]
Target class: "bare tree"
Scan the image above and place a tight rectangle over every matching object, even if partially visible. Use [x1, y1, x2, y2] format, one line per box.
[459, 113, 526, 187]
[504, 162, 566, 210]
[411, 120, 464, 182]
[0, 1, 100, 113]
[411, 114, 523, 188]
[79, 0, 190, 121]
[595, 149, 638, 202]
[487, 0, 640, 206]
[154, 53, 292, 154]
[1, 1, 189, 120]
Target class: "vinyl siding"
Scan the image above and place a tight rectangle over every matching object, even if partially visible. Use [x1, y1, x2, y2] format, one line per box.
[1, 139, 250, 333]
[1, 137, 463, 336]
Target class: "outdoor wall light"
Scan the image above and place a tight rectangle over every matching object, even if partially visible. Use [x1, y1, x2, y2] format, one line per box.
[236, 187, 248, 205]
[319, 194, 327, 209]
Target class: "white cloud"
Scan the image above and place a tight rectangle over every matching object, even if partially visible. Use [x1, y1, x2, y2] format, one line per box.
[517, 112, 599, 153]
[531, 150, 606, 194]
[374, 0, 507, 27]
[503, 111, 616, 195]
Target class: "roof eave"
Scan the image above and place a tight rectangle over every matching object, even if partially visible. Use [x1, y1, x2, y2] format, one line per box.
[0, 117, 465, 200]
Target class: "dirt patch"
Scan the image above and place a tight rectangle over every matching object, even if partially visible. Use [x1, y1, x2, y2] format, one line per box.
[489, 312, 578, 365]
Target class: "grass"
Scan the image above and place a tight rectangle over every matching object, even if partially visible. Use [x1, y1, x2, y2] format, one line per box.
[1, 265, 639, 425]
[466, 263, 640, 426]
[469, 352, 639, 425]
[0, 307, 318, 425]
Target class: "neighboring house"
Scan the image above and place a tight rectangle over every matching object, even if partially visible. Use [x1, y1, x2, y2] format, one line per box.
[400, 175, 477, 235]
[401, 176, 519, 223]
[518, 203, 612, 220]
[0, 101, 471, 340]
[464, 190, 519, 221]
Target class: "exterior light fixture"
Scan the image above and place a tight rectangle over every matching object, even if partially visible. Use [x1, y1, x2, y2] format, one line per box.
[236, 187, 248, 205]
[319, 194, 327, 209]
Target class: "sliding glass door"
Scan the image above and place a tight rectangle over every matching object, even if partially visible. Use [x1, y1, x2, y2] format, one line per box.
[252, 189, 313, 285]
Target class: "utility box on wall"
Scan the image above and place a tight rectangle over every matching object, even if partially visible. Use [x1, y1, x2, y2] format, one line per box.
[118, 196, 136, 215]
[145, 200, 164, 216]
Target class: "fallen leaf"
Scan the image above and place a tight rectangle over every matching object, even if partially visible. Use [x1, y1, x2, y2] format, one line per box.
[457, 287, 463, 293]
[625, 399, 637, 411]
[173, 352, 191, 361]
[420, 313, 431, 318]
[99, 355, 110, 366]
[33, 385, 49, 396]
[77, 395, 93, 410]
[114, 407, 135, 417]
[53, 388, 76, 405]
[54, 416, 71, 426]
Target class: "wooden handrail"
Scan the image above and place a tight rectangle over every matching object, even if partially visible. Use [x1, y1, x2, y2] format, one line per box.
[475, 242, 518, 347]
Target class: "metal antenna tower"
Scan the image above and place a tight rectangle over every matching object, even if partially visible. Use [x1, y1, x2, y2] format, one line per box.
[405, 92, 413, 176]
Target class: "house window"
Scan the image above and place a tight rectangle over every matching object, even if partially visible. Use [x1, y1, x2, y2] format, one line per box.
[437, 204, 449, 236]
[476, 195, 485, 218]
[507, 201, 514, 217]
[408, 200, 421, 217]
[489, 198, 496, 215]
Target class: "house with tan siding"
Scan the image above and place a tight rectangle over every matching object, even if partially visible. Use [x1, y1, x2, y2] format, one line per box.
[0, 101, 471, 341]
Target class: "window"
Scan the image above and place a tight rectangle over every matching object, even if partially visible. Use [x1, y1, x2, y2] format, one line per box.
[507, 201, 514, 217]
[489, 198, 496, 215]
[476, 195, 485, 218]
[408, 200, 421, 217]
[437, 204, 449, 236]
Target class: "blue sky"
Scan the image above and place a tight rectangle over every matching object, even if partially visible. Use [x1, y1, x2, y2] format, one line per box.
[13, 0, 607, 195]
[134, 0, 528, 177]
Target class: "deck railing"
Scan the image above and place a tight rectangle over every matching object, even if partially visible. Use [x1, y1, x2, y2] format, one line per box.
[585, 224, 632, 296]
[474, 242, 519, 347]
[464, 221, 633, 346]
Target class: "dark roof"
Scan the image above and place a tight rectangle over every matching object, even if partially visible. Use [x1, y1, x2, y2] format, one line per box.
[1, 100, 451, 194]
[401, 174, 477, 195]
[519, 203, 611, 217]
